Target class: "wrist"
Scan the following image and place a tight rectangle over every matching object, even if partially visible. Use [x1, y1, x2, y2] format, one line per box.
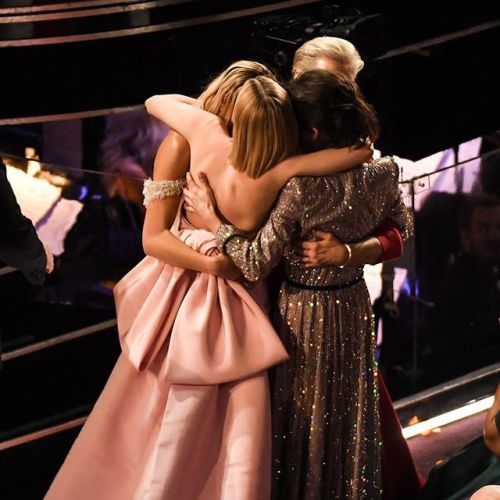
[337, 243, 352, 269]
[205, 255, 219, 275]
[205, 210, 222, 233]
[208, 217, 222, 234]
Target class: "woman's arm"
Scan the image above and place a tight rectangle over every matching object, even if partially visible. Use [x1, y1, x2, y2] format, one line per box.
[271, 144, 373, 187]
[295, 219, 404, 268]
[142, 131, 240, 279]
[184, 173, 301, 282]
[144, 95, 216, 142]
[484, 384, 500, 457]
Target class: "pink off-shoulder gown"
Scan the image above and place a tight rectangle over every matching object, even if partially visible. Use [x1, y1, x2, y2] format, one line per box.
[45, 225, 288, 500]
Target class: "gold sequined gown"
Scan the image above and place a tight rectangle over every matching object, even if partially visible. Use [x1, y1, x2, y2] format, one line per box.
[216, 158, 414, 500]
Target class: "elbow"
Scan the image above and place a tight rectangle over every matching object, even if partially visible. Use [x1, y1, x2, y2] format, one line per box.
[142, 232, 155, 257]
[144, 95, 162, 116]
[485, 434, 500, 458]
[144, 96, 155, 114]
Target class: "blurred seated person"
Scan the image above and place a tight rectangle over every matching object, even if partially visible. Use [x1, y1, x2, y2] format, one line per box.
[428, 195, 500, 376]
[97, 110, 168, 285]
[38, 111, 167, 306]
[100, 109, 168, 211]
[419, 383, 500, 499]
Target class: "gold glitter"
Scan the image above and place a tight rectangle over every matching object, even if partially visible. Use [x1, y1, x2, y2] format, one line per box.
[215, 157, 412, 499]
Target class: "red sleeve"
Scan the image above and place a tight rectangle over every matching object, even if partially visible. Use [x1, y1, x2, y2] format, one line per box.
[373, 218, 404, 263]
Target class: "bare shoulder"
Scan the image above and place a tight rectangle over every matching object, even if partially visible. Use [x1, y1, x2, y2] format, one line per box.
[153, 131, 190, 180]
[166, 130, 189, 150]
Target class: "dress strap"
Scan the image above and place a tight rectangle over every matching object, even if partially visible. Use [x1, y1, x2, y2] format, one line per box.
[143, 178, 186, 207]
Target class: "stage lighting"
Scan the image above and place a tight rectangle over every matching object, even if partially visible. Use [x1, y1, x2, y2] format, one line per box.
[252, 5, 388, 72]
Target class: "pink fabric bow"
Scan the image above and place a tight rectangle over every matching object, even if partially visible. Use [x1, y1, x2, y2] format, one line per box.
[114, 228, 288, 385]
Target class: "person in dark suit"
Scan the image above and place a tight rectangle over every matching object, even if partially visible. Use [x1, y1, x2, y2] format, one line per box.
[0, 157, 53, 284]
[0, 156, 53, 366]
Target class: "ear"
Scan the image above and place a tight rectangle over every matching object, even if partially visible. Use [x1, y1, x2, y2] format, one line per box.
[312, 127, 320, 142]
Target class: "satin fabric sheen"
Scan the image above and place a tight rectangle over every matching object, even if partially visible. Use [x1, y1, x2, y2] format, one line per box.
[45, 227, 288, 500]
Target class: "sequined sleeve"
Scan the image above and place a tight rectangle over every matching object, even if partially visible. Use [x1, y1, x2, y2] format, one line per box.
[383, 158, 415, 240]
[216, 179, 302, 282]
[142, 178, 186, 207]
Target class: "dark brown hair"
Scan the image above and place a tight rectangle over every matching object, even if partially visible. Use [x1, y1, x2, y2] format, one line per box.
[288, 69, 379, 150]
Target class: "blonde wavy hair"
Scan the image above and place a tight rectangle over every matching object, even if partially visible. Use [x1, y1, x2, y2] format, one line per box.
[201, 60, 274, 128]
[293, 36, 364, 81]
[230, 75, 298, 179]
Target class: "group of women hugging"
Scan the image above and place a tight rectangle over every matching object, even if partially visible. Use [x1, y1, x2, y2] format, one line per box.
[45, 37, 425, 500]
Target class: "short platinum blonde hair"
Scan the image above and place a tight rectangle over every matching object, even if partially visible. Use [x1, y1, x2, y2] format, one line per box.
[293, 36, 364, 81]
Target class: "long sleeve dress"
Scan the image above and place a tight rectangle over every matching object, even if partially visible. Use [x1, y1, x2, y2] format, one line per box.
[215, 157, 414, 500]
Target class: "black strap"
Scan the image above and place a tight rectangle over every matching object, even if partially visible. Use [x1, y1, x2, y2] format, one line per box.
[285, 273, 364, 291]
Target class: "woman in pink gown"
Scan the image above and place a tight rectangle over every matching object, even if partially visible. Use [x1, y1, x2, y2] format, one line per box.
[45, 61, 370, 500]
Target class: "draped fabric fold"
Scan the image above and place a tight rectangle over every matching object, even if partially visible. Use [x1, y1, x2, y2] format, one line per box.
[46, 228, 287, 500]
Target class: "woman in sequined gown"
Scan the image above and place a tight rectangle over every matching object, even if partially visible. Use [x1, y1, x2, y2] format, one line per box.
[184, 70, 414, 499]
[290, 36, 423, 499]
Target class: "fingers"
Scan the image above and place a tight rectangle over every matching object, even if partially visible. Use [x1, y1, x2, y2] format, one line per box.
[187, 170, 203, 188]
[295, 240, 318, 251]
[182, 189, 196, 210]
[186, 171, 195, 189]
[312, 229, 338, 241]
[197, 172, 210, 187]
[302, 258, 320, 268]
[46, 255, 54, 273]
[293, 246, 308, 257]
[183, 182, 204, 201]
[299, 251, 323, 266]
[293, 246, 319, 258]
[311, 229, 332, 240]
[312, 230, 344, 246]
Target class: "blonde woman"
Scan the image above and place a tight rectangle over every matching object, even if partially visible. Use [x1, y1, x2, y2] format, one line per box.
[144, 77, 371, 233]
[46, 61, 369, 500]
[292, 36, 364, 79]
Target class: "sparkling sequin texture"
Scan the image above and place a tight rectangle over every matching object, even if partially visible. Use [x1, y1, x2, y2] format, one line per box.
[217, 158, 413, 500]
[142, 178, 186, 206]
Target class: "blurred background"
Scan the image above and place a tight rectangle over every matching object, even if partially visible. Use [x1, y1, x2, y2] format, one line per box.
[0, 0, 499, 497]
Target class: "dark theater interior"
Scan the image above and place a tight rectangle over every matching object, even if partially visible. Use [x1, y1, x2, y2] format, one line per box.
[1, 1, 500, 499]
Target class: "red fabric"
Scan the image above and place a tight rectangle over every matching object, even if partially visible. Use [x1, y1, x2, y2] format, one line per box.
[379, 372, 425, 499]
[374, 218, 404, 262]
